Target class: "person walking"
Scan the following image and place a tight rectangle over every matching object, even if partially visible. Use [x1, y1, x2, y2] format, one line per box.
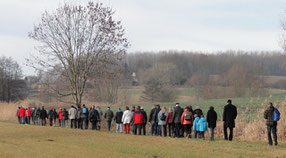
[89, 106, 100, 130]
[63, 108, 69, 127]
[58, 108, 64, 128]
[193, 114, 200, 139]
[141, 107, 148, 135]
[223, 99, 237, 141]
[133, 106, 143, 135]
[149, 105, 157, 135]
[77, 106, 83, 129]
[34, 107, 41, 126]
[18, 106, 25, 124]
[52, 109, 57, 127]
[172, 103, 184, 138]
[114, 108, 123, 133]
[40, 106, 48, 126]
[96, 106, 103, 130]
[104, 107, 114, 132]
[207, 106, 217, 141]
[264, 102, 279, 146]
[181, 106, 194, 138]
[69, 105, 77, 128]
[48, 108, 54, 126]
[25, 107, 31, 125]
[122, 106, 132, 134]
[31, 108, 36, 125]
[165, 107, 174, 137]
[198, 115, 207, 139]
[158, 106, 168, 137]
[81, 104, 89, 130]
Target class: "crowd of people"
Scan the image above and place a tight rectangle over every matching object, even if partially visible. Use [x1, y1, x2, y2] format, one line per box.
[16, 99, 280, 146]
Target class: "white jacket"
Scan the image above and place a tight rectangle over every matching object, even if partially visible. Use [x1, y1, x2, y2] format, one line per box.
[122, 110, 132, 124]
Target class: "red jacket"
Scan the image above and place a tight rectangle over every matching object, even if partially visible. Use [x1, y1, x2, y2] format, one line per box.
[165, 112, 173, 124]
[58, 110, 63, 120]
[25, 109, 31, 117]
[18, 108, 25, 117]
[133, 109, 143, 124]
[181, 110, 194, 125]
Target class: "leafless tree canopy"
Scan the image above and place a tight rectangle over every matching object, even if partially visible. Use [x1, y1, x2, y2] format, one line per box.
[28, 2, 129, 106]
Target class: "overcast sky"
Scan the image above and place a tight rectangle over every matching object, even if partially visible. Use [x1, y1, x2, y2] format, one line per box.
[0, 0, 285, 75]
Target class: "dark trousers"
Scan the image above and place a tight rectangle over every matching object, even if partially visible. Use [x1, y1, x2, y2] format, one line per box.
[167, 123, 174, 136]
[134, 124, 142, 135]
[142, 124, 146, 135]
[194, 131, 199, 138]
[174, 123, 182, 137]
[70, 119, 76, 128]
[107, 120, 112, 131]
[158, 125, 167, 137]
[267, 125, 278, 145]
[91, 120, 97, 130]
[184, 124, 192, 137]
[151, 123, 157, 135]
[49, 118, 53, 126]
[200, 131, 205, 139]
[224, 125, 233, 141]
[78, 118, 83, 129]
[84, 118, 89, 129]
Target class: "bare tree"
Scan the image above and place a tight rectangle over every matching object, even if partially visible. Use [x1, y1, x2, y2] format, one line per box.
[28, 2, 129, 106]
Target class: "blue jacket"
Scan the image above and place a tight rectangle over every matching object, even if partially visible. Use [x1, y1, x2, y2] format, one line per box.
[198, 117, 207, 132]
[193, 117, 200, 131]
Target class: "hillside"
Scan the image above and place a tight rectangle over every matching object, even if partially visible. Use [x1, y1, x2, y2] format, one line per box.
[0, 121, 285, 158]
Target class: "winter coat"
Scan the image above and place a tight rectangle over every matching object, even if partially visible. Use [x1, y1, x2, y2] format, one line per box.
[207, 109, 217, 128]
[52, 110, 57, 119]
[58, 110, 63, 120]
[172, 106, 184, 124]
[25, 109, 31, 117]
[69, 107, 77, 120]
[149, 108, 156, 124]
[198, 117, 208, 132]
[81, 107, 88, 118]
[104, 109, 114, 121]
[158, 110, 168, 126]
[141, 110, 148, 124]
[223, 103, 237, 128]
[18, 108, 25, 117]
[114, 110, 123, 124]
[264, 105, 276, 126]
[122, 110, 132, 124]
[88, 109, 99, 121]
[34, 108, 41, 118]
[165, 112, 173, 124]
[63, 110, 69, 120]
[181, 110, 194, 125]
[194, 109, 203, 118]
[48, 110, 53, 119]
[193, 117, 200, 131]
[133, 109, 143, 124]
[40, 109, 48, 119]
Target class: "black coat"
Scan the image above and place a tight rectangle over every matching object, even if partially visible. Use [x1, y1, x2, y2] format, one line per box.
[172, 106, 184, 124]
[40, 109, 48, 119]
[207, 109, 217, 128]
[141, 110, 147, 124]
[223, 104, 237, 128]
[114, 111, 123, 123]
[149, 108, 156, 123]
[89, 109, 99, 122]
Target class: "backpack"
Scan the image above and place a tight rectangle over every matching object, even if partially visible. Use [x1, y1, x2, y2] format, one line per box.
[273, 108, 280, 122]
[82, 108, 87, 114]
[160, 113, 166, 121]
[185, 112, 192, 121]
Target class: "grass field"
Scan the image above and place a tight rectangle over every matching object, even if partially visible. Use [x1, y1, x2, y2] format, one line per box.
[0, 121, 285, 158]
